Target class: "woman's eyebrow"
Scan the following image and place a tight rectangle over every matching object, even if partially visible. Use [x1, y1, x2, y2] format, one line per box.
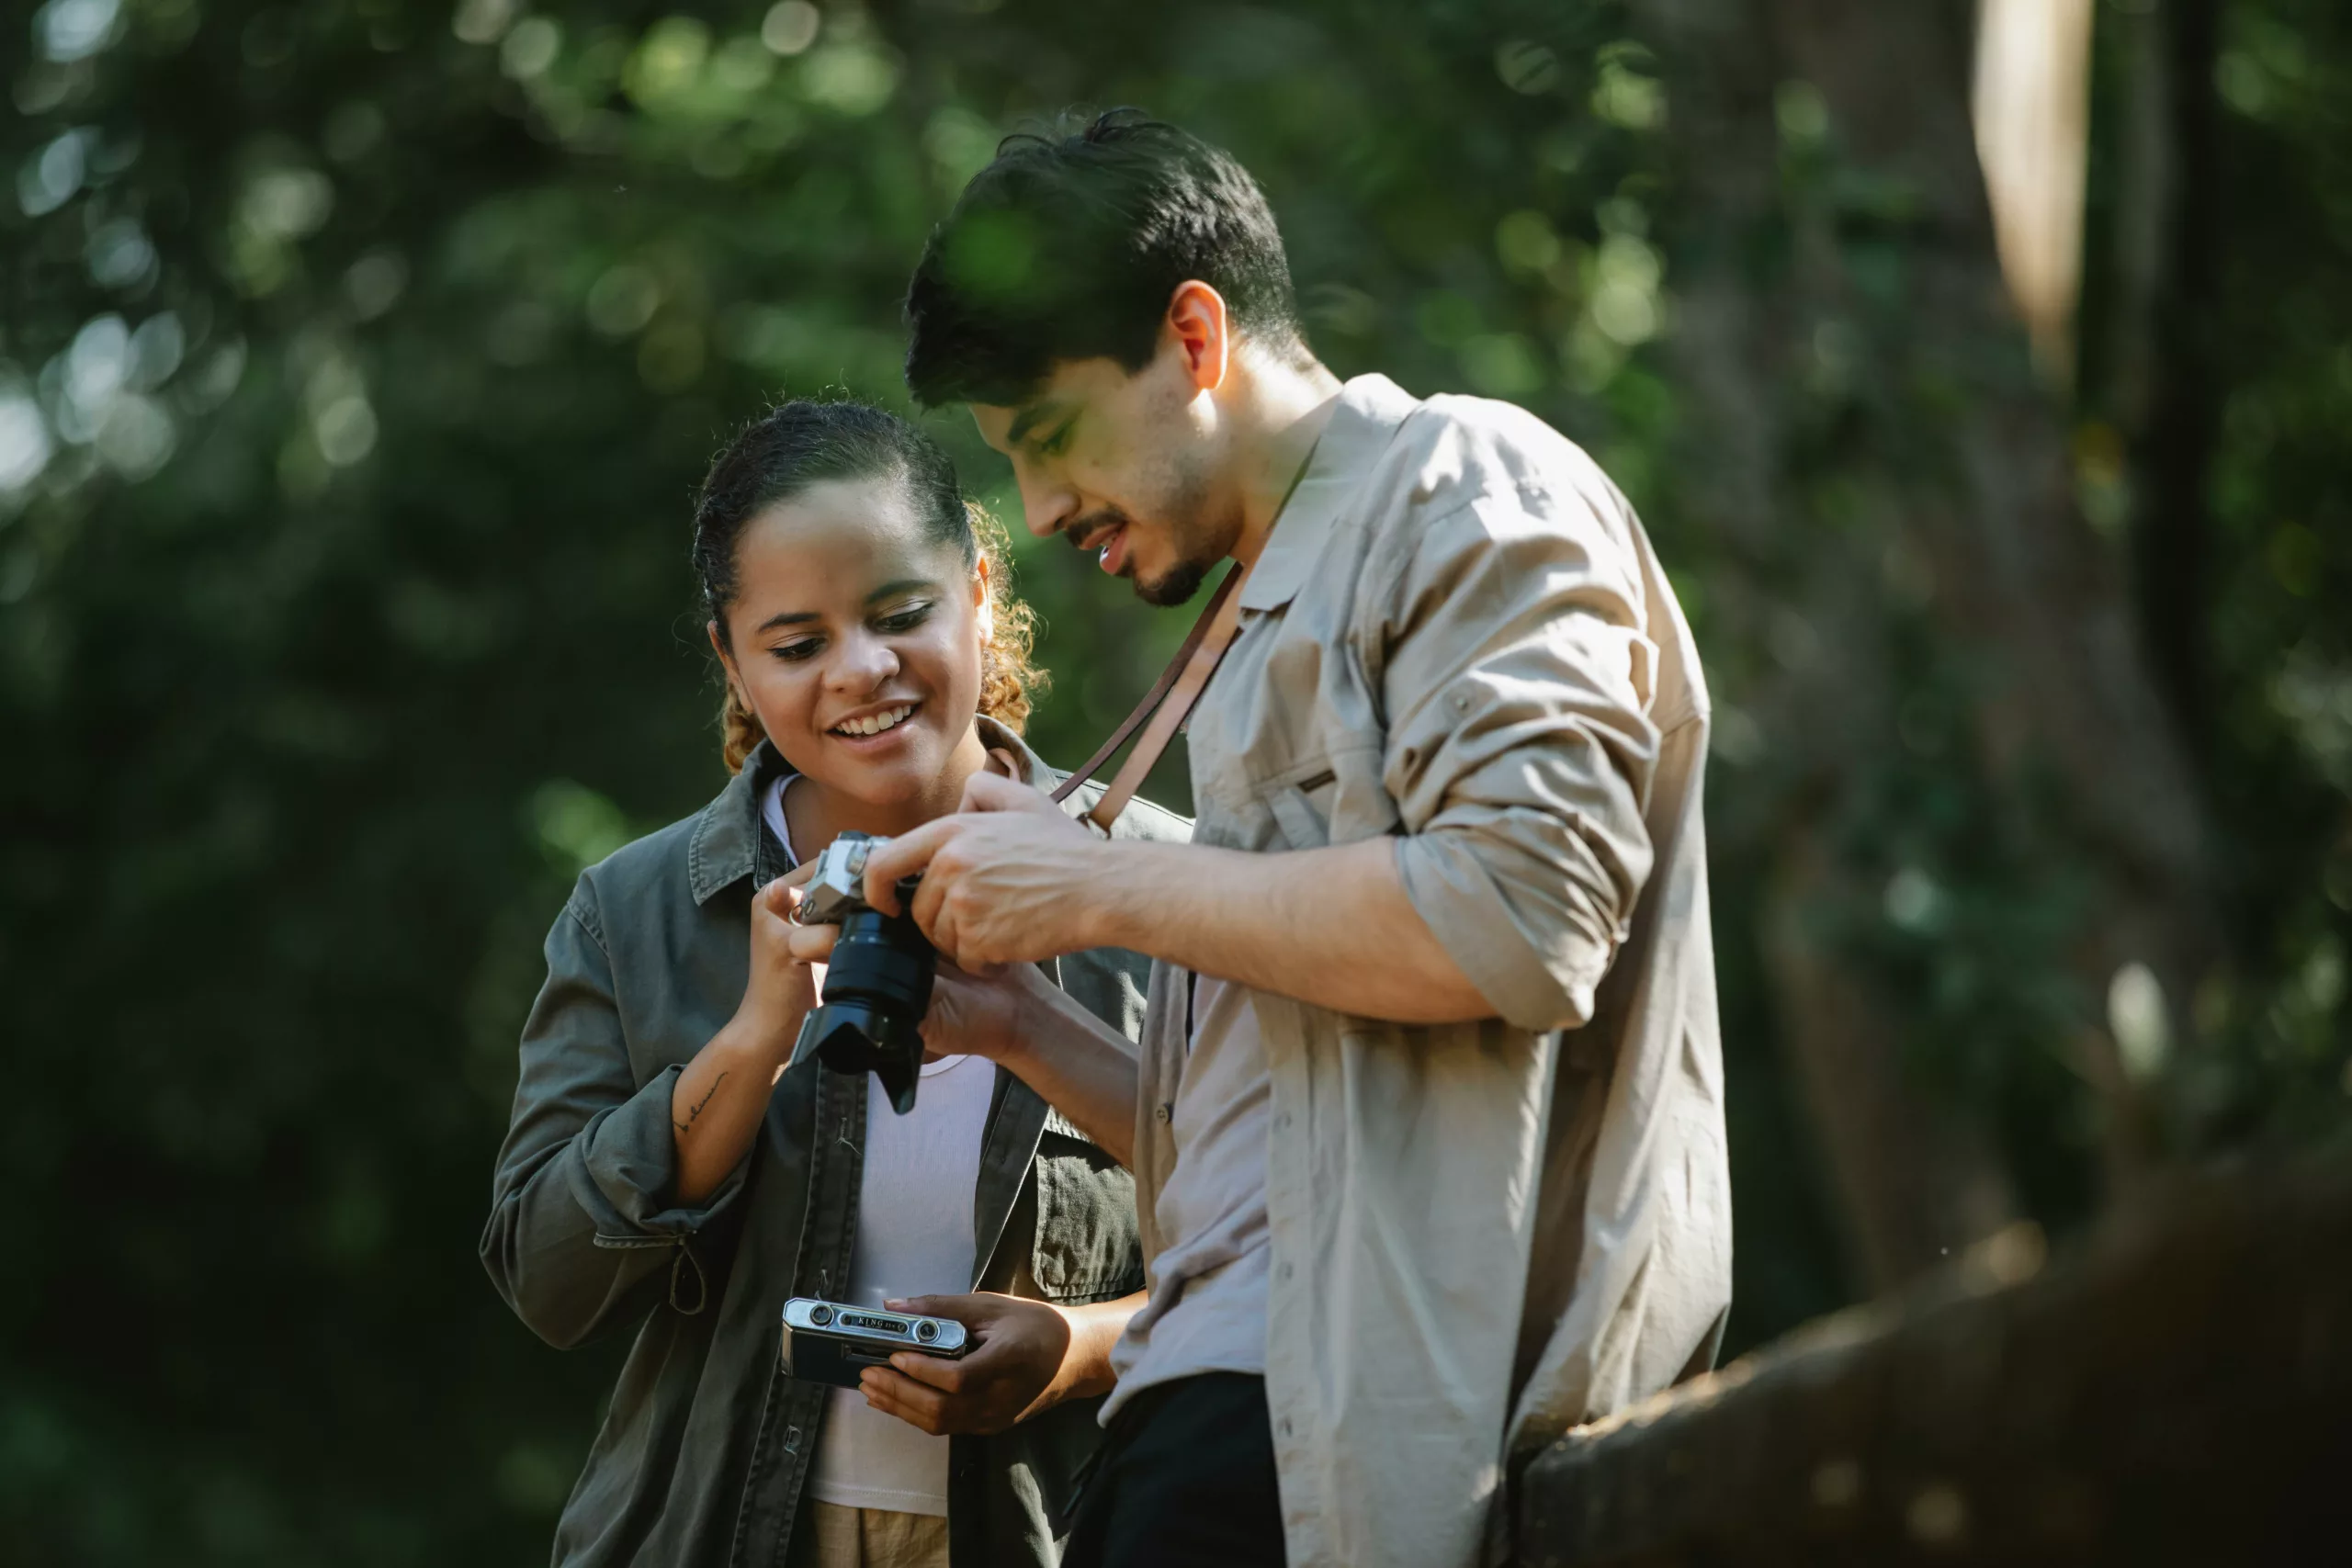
[753, 580, 938, 635]
[753, 609, 820, 634]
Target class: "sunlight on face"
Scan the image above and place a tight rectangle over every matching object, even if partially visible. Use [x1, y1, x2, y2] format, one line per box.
[973, 346, 1230, 607]
[717, 474, 988, 813]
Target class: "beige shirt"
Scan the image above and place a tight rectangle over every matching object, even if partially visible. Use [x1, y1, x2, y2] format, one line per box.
[1102, 975, 1273, 1416]
[1126, 375, 1732, 1568]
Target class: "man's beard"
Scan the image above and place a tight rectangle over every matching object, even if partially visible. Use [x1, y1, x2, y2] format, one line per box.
[1089, 459, 1227, 608]
[1062, 502, 1220, 607]
[1135, 556, 1214, 607]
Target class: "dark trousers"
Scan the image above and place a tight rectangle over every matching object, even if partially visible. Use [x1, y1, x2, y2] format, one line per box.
[1061, 1373, 1287, 1568]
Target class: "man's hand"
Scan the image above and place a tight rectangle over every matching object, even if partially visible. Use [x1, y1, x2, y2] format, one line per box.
[858, 773, 1114, 968]
[919, 959, 1053, 1063]
[856, 1292, 1078, 1437]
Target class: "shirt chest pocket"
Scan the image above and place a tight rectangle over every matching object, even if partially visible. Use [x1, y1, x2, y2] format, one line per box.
[1254, 741, 1397, 852]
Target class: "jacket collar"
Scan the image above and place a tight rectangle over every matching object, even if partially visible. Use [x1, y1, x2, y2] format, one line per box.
[684, 715, 1055, 906]
[1237, 373, 1423, 614]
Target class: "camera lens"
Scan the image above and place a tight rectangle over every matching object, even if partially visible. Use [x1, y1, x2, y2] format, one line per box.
[809, 1304, 833, 1327]
[914, 1319, 938, 1343]
[791, 902, 936, 1114]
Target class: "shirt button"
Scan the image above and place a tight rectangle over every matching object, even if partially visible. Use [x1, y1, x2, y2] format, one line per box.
[1274, 1112, 1292, 1133]
[1278, 1262, 1295, 1283]
[1155, 1102, 1174, 1124]
[1279, 1417, 1295, 1439]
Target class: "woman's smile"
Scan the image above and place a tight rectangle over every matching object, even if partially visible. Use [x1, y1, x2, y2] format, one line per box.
[828, 700, 923, 744]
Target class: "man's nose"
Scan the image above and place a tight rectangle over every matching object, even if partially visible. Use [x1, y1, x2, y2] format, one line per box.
[1014, 463, 1079, 539]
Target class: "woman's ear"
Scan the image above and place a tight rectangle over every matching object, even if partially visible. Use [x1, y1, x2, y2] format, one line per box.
[972, 557, 996, 647]
[707, 619, 742, 691]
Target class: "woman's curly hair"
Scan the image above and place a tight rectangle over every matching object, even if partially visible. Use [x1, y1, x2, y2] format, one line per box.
[695, 400, 1046, 774]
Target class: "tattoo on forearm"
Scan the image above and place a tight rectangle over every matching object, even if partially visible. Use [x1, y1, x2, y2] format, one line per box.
[674, 1071, 729, 1137]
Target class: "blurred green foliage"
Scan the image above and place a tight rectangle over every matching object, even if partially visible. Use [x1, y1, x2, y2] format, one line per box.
[0, 0, 2344, 1561]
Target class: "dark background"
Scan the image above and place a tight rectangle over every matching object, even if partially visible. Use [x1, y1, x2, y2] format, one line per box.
[2, 0, 2345, 1559]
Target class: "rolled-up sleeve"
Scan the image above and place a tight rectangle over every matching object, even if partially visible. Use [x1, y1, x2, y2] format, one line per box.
[1377, 491, 1659, 1032]
[478, 877, 747, 1348]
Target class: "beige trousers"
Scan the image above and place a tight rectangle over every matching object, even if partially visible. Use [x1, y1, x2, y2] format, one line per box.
[787, 1501, 950, 1568]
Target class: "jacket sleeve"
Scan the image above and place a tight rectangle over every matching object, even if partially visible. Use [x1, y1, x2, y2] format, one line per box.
[478, 876, 749, 1348]
[1374, 485, 1660, 1033]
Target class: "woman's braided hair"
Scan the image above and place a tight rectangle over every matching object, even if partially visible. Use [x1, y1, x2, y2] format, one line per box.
[693, 400, 1044, 774]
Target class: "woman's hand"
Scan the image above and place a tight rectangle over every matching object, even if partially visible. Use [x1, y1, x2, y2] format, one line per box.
[735, 863, 822, 1054]
[856, 1291, 1142, 1436]
[670, 865, 823, 1207]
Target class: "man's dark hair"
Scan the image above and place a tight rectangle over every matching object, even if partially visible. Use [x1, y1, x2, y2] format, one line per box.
[904, 109, 1308, 408]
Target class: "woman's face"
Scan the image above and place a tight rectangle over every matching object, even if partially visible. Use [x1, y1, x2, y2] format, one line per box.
[715, 474, 988, 810]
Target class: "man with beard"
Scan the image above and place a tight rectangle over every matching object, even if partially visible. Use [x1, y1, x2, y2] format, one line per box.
[818, 111, 1731, 1568]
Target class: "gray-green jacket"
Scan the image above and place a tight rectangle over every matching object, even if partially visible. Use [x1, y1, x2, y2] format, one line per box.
[480, 722, 1189, 1566]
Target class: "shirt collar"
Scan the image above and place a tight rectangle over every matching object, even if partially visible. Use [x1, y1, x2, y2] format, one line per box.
[684, 714, 1053, 905]
[1237, 373, 1423, 614]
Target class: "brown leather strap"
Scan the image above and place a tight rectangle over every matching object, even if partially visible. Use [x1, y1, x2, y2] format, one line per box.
[1049, 557, 1254, 832]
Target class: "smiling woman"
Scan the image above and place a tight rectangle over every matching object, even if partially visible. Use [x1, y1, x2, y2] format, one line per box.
[481, 397, 1187, 1568]
[695, 400, 1044, 795]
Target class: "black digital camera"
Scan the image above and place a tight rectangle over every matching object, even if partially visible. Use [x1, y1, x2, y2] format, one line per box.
[787, 831, 935, 1114]
[780, 1296, 972, 1389]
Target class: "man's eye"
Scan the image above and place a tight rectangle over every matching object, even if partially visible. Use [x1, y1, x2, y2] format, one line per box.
[1038, 423, 1072, 457]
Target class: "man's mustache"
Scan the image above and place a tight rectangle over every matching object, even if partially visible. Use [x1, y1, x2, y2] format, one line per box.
[1063, 509, 1134, 551]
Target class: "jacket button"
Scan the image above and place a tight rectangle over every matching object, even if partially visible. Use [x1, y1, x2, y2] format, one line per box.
[1155, 1102, 1173, 1124]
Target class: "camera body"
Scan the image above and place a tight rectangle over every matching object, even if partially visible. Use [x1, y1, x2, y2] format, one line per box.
[789, 832, 936, 1114]
[780, 1296, 971, 1389]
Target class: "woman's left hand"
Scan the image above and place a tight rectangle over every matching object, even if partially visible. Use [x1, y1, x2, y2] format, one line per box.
[857, 1291, 1136, 1436]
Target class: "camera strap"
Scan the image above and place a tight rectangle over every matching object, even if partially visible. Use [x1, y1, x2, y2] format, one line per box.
[1048, 554, 1256, 834]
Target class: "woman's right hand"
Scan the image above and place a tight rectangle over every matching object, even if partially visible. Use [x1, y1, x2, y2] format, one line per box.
[671, 865, 826, 1206]
[735, 864, 822, 1058]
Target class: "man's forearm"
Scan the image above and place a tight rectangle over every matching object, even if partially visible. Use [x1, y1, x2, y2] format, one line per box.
[1032, 1290, 1145, 1414]
[1001, 975, 1145, 1166]
[1085, 837, 1495, 1024]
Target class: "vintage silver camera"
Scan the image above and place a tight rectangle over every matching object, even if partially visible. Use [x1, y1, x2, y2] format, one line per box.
[780, 1296, 971, 1388]
[788, 832, 934, 1113]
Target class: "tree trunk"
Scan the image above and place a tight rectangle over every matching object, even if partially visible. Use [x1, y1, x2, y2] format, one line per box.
[1632, 0, 2217, 1289]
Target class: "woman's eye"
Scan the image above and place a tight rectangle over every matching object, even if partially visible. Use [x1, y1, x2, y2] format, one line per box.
[875, 604, 933, 634]
[770, 639, 821, 662]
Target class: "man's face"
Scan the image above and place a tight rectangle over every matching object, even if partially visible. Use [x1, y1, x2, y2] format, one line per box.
[973, 344, 1237, 608]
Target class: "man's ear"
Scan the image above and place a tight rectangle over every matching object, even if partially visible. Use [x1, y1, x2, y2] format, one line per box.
[1164, 279, 1231, 393]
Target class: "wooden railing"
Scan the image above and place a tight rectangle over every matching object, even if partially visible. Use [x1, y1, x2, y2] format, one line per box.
[1514, 1153, 2352, 1565]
